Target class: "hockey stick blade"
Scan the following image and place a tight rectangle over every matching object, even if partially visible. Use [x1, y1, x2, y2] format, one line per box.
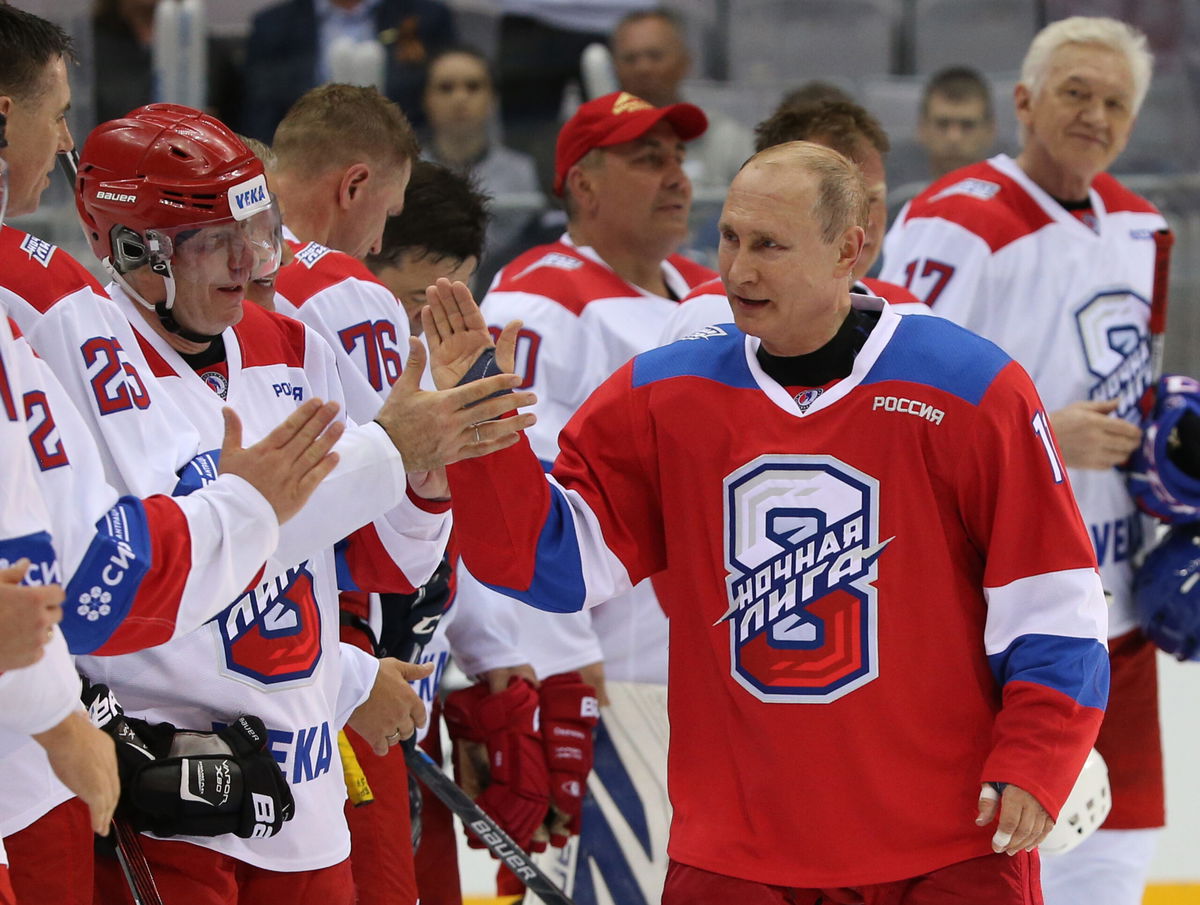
[112, 818, 165, 905]
[404, 746, 576, 905]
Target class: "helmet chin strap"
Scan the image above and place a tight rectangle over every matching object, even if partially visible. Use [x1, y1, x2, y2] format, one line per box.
[103, 257, 223, 345]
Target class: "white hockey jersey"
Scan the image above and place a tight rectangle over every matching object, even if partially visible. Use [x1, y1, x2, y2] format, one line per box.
[880, 154, 1165, 635]
[77, 287, 450, 871]
[476, 235, 715, 682]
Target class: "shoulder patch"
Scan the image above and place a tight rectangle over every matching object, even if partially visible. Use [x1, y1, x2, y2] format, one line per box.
[512, 251, 585, 281]
[294, 241, 333, 269]
[930, 177, 1001, 203]
[18, 233, 58, 268]
[632, 326, 756, 390]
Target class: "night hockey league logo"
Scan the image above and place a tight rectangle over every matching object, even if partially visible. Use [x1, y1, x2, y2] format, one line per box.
[1074, 288, 1151, 420]
[216, 564, 323, 686]
[793, 387, 823, 412]
[719, 455, 890, 703]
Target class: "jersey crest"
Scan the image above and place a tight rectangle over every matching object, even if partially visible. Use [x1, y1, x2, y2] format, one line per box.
[719, 454, 890, 703]
[1074, 288, 1151, 419]
[215, 563, 323, 686]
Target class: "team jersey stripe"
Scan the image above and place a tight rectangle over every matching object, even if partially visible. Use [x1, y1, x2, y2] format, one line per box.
[987, 633, 1110, 710]
[983, 567, 1107, 655]
[478, 481, 588, 613]
[0, 531, 59, 583]
[862, 315, 1011, 405]
[631, 328, 755, 389]
[61, 496, 155, 653]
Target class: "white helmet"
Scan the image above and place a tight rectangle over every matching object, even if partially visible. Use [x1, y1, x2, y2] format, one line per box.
[1040, 748, 1111, 856]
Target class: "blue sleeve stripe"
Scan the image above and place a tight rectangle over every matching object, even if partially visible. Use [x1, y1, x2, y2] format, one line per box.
[173, 450, 221, 497]
[334, 538, 359, 592]
[0, 531, 60, 586]
[62, 497, 153, 654]
[480, 483, 586, 613]
[987, 633, 1110, 711]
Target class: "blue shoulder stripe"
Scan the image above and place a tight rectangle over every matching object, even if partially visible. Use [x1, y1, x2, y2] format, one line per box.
[631, 326, 757, 390]
[480, 484, 587, 613]
[0, 531, 60, 586]
[62, 497, 153, 654]
[987, 633, 1110, 710]
[862, 315, 1011, 406]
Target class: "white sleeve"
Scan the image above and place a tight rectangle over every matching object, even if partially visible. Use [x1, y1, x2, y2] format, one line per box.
[334, 642, 380, 728]
[444, 564, 526, 677]
[657, 293, 736, 345]
[0, 630, 81, 736]
[879, 213, 998, 333]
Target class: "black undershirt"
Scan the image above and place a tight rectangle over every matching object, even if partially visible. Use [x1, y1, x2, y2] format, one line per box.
[755, 307, 880, 388]
[178, 334, 226, 370]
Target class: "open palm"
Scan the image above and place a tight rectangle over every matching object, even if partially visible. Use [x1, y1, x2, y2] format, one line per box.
[422, 278, 520, 390]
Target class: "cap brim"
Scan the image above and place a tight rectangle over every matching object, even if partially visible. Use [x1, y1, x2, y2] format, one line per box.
[594, 102, 709, 150]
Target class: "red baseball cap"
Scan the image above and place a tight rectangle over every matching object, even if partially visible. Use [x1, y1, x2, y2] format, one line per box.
[553, 91, 708, 195]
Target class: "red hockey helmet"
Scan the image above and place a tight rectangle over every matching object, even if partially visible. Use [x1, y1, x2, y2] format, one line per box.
[75, 104, 280, 281]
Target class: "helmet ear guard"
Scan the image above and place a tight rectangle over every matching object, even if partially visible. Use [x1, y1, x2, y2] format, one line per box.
[108, 225, 175, 277]
[1127, 374, 1200, 524]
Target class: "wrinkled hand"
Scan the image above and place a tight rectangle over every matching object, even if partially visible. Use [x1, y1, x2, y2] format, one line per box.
[34, 709, 119, 835]
[373, 338, 537, 472]
[219, 399, 344, 522]
[346, 658, 435, 756]
[0, 560, 64, 670]
[976, 783, 1054, 855]
[421, 278, 524, 390]
[1049, 400, 1141, 469]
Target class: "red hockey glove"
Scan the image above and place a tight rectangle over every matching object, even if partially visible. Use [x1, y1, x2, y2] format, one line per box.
[539, 671, 600, 847]
[442, 677, 550, 853]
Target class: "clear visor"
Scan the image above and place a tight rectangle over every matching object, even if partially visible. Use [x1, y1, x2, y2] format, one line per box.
[0, 158, 9, 227]
[145, 195, 283, 284]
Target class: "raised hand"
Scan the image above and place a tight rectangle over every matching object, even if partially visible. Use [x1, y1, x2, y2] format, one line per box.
[373, 337, 537, 473]
[0, 560, 64, 670]
[421, 278, 524, 390]
[218, 399, 344, 522]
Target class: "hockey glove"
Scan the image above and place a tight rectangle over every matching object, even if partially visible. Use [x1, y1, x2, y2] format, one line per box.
[82, 681, 295, 839]
[442, 677, 550, 853]
[538, 672, 599, 847]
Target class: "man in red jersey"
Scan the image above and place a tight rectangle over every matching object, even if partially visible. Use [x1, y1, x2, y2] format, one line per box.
[424, 141, 1110, 904]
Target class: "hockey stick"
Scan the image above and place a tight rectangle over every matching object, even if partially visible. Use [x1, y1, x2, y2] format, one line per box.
[404, 747, 577, 905]
[112, 818, 165, 905]
[1141, 227, 1175, 417]
[57, 148, 79, 184]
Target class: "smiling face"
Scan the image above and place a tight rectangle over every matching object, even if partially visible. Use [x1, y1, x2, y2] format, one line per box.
[0, 55, 74, 218]
[1016, 41, 1136, 190]
[718, 153, 862, 357]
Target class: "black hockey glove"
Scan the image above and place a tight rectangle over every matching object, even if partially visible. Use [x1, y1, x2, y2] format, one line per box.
[82, 680, 295, 839]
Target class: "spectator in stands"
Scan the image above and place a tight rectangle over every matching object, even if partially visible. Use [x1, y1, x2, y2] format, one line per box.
[365, 160, 489, 335]
[90, 0, 242, 127]
[421, 46, 539, 266]
[242, 0, 455, 141]
[610, 8, 753, 192]
[495, 0, 654, 193]
[917, 66, 996, 179]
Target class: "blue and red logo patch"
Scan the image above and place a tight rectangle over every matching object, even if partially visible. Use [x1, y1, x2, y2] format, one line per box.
[216, 563, 323, 686]
[720, 455, 890, 702]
